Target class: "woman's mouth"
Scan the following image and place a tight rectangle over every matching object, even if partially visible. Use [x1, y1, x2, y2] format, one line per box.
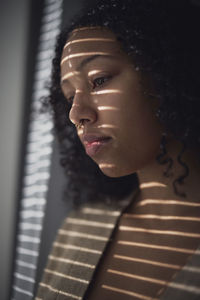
[83, 135, 112, 157]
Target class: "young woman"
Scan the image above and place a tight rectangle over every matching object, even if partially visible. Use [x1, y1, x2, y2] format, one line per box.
[36, 0, 200, 299]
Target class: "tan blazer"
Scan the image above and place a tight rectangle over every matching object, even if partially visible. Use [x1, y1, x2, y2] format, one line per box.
[36, 197, 200, 300]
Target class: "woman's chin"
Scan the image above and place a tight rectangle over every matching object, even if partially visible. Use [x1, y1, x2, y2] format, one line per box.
[99, 163, 135, 178]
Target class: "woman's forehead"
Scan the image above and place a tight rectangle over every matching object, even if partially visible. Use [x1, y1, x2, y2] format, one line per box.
[62, 28, 120, 56]
[61, 28, 125, 73]
[68, 27, 117, 41]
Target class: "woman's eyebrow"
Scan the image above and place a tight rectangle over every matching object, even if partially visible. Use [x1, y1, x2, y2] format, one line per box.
[61, 52, 115, 66]
[77, 54, 116, 71]
[77, 54, 102, 71]
[61, 54, 115, 84]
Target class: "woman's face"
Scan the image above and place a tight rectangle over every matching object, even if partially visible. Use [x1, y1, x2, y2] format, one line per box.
[61, 28, 162, 177]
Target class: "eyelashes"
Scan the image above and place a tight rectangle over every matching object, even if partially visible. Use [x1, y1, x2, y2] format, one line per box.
[65, 75, 112, 104]
[92, 75, 112, 88]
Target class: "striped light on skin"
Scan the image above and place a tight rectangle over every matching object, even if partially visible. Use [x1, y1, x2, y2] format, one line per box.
[61, 71, 81, 81]
[97, 106, 120, 111]
[91, 89, 123, 95]
[99, 163, 116, 170]
[97, 124, 118, 129]
[71, 26, 104, 33]
[61, 52, 114, 65]
[64, 38, 116, 49]
[88, 69, 106, 76]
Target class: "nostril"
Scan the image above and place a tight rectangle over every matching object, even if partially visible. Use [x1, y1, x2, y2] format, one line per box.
[80, 118, 90, 124]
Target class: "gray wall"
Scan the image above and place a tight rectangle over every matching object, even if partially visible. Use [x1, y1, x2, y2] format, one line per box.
[0, 0, 30, 299]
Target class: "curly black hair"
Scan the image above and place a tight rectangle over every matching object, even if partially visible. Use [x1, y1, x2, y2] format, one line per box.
[45, 0, 200, 204]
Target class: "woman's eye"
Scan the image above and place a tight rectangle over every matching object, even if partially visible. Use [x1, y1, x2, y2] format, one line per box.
[92, 76, 111, 88]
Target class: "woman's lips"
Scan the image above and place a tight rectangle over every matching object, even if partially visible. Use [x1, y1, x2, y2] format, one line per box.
[83, 135, 112, 156]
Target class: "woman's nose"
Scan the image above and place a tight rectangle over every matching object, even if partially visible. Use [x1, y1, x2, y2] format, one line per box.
[69, 91, 97, 127]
